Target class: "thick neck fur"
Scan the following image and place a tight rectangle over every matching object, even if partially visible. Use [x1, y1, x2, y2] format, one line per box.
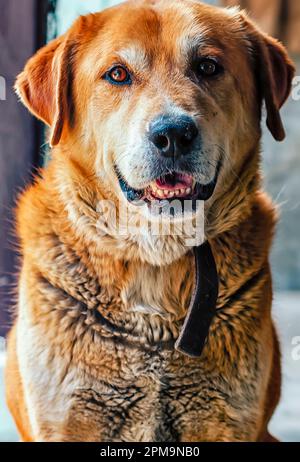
[44, 144, 262, 267]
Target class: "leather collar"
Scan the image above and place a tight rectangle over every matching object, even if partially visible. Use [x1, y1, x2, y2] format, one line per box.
[175, 241, 219, 357]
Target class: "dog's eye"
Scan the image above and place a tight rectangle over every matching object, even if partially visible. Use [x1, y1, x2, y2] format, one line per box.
[196, 59, 222, 78]
[105, 66, 132, 85]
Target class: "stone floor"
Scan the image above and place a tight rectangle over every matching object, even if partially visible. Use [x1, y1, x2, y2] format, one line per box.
[269, 292, 300, 442]
[0, 292, 299, 442]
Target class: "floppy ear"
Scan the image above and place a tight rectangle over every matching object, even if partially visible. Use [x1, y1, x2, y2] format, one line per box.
[15, 34, 75, 147]
[244, 16, 295, 141]
[257, 35, 295, 141]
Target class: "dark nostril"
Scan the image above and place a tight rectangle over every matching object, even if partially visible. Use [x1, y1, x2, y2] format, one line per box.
[180, 124, 199, 147]
[153, 134, 170, 151]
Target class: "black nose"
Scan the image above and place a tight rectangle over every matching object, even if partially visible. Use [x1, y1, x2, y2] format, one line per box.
[148, 115, 199, 158]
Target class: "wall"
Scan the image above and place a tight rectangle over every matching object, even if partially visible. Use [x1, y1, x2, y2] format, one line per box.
[0, 0, 44, 337]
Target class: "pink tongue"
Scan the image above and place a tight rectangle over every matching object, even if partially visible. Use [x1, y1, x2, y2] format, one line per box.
[156, 174, 193, 191]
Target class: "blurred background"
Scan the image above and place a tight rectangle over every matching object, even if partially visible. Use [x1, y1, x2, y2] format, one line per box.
[0, 0, 299, 442]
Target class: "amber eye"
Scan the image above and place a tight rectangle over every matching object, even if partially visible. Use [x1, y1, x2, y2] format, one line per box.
[196, 59, 222, 78]
[106, 65, 131, 85]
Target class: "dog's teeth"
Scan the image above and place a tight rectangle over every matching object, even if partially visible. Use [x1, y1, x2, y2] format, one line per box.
[150, 183, 196, 199]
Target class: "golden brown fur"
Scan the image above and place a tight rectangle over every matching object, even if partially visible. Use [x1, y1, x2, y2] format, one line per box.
[5, 0, 295, 442]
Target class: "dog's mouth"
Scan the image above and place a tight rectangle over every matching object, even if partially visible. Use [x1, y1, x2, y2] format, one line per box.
[147, 173, 197, 200]
[117, 166, 221, 206]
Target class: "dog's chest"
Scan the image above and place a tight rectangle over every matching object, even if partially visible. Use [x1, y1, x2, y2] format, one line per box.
[69, 350, 216, 442]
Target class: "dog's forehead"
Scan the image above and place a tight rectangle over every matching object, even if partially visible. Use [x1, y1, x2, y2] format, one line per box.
[78, 0, 250, 80]
[93, 0, 244, 60]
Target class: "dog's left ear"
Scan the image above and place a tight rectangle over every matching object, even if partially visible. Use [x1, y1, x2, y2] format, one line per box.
[243, 15, 295, 141]
[259, 35, 295, 141]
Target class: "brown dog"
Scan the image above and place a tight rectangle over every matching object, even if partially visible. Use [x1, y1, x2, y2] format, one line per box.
[5, 0, 295, 442]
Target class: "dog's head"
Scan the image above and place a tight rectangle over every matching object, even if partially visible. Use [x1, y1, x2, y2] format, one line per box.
[16, 0, 294, 259]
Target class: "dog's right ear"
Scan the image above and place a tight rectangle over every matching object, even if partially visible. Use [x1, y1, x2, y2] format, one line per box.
[15, 34, 74, 147]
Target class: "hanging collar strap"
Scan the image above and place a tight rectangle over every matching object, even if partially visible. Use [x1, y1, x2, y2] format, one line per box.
[175, 241, 219, 358]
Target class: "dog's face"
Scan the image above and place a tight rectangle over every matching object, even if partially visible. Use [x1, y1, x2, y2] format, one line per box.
[16, 0, 294, 225]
